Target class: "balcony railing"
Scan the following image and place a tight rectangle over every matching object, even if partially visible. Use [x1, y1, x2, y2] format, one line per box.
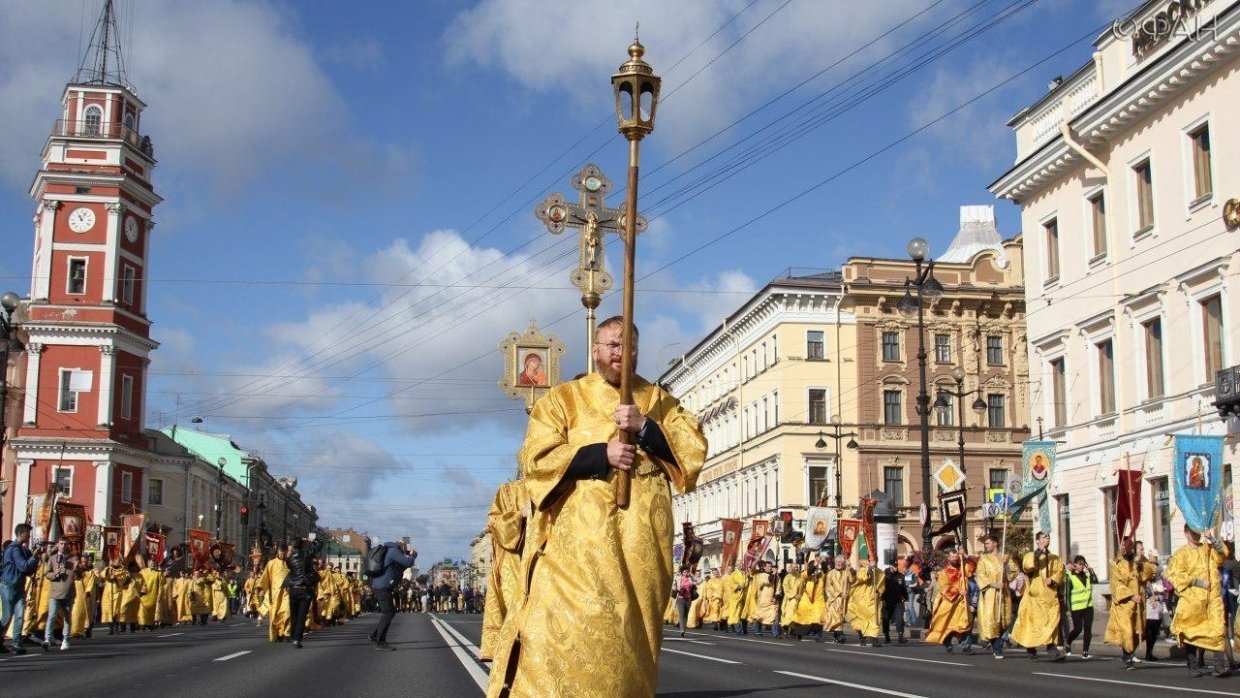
[51, 119, 153, 157]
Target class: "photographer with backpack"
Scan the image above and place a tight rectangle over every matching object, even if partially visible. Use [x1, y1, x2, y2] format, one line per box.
[365, 539, 416, 650]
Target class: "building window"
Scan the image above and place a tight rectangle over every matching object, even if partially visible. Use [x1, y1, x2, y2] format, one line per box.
[986, 335, 1003, 365]
[68, 258, 87, 295]
[1044, 218, 1060, 280]
[121, 471, 134, 504]
[1056, 494, 1071, 557]
[1089, 192, 1107, 258]
[987, 394, 1005, 428]
[761, 342, 768, 371]
[122, 265, 136, 305]
[806, 330, 825, 360]
[83, 105, 103, 135]
[53, 466, 73, 497]
[772, 334, 778, 363]
[1104, 487, 1119, 563]
[1050, 358, 1067, 428]
[882, 331, 900, 362]
[772, 390, 779, 426]
[934, 334, 951, 363]
[1143, 318, 1164, 399]
[121, 374, 134, 420]
[883, 466, 904, 507]
[935, 392, 953, 427]
[808, 388, 827, 425]
[1134, 159, 1154, 232]
[988, 468, 1007, 493]
[148, 478, 164, 506]
[1202, 294, 1224, 380]
[1189, 124, 1213, 203]
[1097, 339, 1116, 414]
[760, 397, 768, 432]
[58, 369, 79, 412]
[883, 390, 902, 425]
[1151, 477, 1171, 557]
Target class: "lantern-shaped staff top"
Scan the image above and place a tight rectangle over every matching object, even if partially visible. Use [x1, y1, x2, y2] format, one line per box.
[612, 38, 661, 140]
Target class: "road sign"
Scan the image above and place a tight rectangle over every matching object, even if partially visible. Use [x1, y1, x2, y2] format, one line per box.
[934, 459, 966, 492]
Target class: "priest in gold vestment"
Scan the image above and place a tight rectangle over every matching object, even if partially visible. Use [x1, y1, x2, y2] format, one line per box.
[1168, 526, 1229, 676]
[823, 556, 851, 642]
[256, 546, 292, 641]
[779, 563, 803, 639]
[701, 568, 724, 630]
[847, 555, 884, 646]
[1010, 531, 1065, 660]
[724, 566, 748, 632]
[485, 318, 705, 698]
[480, 478, 527, 661]
[925, 549, 971, 650]
[1105, 537, 1155, 669]
[137, 558, 163, 629]
[973, 535, 1009, 657]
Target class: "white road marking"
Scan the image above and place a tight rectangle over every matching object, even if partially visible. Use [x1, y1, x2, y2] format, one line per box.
[430, 617, 489, 693]
[682, 630, 785, 647]
[775, 671, 929, 697]
[157, 633, 185, 638]
[431, 614, 483, 661]
[1034, 672, 1240, 696]
[213, 651, 251, 662]
[664, 637, 717, 646]
[662, 647, 741, 664]
[822, 646, 969, 667]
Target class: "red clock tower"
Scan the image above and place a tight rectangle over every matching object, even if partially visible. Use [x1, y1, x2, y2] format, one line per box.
[9, 0, 162, 529]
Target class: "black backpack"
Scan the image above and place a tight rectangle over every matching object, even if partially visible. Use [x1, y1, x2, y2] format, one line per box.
[362, 545, 387, 579]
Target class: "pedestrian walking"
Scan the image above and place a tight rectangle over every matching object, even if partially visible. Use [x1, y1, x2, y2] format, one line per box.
[1063, 554, 1098, 658]
[1, 524, 42, 655]
[369, 540, 417, 651]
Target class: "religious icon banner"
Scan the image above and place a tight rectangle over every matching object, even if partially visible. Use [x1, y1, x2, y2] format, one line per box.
[84, 524, 103, 555]
[1174, 434, 1225, 533]
[1019, 441, 1057, 534]
[188, 529, 212, 570]
[122, 514, 145, 562]
[54, 502, 87, 555]
[804, 507, 835, 550]
[720, 518, 743, 569]
[839, 518, 861, 558]
[144, 532, 166, 565]
[1115, 469, 1143, 540]
[103, 526, 124, 563]
[741, 533, 774, 571]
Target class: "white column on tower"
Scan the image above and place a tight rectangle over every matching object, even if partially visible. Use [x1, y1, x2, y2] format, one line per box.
[93, 460, 114, 525]
[140, 219, 154, 313]
[98, 345, 117, 426]
[103, 202, 122, 304]
[22, 343, 43, 425]
[33, 201, 59, 301]
[12, 459, 34, 530]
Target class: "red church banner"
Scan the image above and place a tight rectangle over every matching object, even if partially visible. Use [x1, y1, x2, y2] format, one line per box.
[188, 529, 211, 570]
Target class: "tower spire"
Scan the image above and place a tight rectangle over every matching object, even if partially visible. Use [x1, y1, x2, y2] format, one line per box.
[76, 0, 129, 88]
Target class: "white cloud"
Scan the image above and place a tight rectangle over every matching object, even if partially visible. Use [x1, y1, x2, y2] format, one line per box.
[444, 0, 938, 156]
[0, 1, 410, 204]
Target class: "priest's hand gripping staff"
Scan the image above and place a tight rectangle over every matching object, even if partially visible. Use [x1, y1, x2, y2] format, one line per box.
[611, 35, 661, 509]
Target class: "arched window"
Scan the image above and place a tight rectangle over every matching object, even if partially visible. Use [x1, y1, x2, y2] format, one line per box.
[84, 105, 103, 136]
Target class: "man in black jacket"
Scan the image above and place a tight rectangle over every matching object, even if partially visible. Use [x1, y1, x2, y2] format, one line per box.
[881, 564, 909, 644]
[285, 537, 322, 649]
[369, 540, 417, 650]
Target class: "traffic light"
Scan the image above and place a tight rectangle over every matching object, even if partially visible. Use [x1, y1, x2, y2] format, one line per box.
[240, 505, 249, 526]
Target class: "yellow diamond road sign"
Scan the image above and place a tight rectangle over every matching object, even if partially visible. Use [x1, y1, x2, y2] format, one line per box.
[934, 459, 965, 492]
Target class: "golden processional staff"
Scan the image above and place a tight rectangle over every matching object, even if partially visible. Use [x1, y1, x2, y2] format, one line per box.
[611, 36, 661, 508]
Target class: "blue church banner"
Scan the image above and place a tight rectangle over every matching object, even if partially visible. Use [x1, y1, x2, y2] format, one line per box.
[1174, 434, 1225, 533]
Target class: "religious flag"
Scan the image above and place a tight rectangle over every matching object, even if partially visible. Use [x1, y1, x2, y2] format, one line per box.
[1174, 434, 1225, 532]
[54, 502, 87, 555]
[1115, 469, 1143, 540]
[859, 497, 877, 563]
[1019, 441, 1057, 534]
[122, 514, 145, 562]
[839, 518, 861, 558]
[103, 526, 124, 563]
[741, 533, 766, 571]
[144, 532, 166, 565]
[83, 525, 103, 555]
[218, 542, 236, 568]
[751, 519, 770, 540]
[188, 529, 212, 570]
[720, 518, 743, 569]
[856, 527, 872, 561]
[804, 507, 835, 550]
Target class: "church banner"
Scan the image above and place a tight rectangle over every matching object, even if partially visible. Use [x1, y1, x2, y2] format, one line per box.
[54, 502, 87, 555]
[122, 514, 145, 562]
[804, 507, 835, 550]
[83, 525, 103, 556]
[1174, 434, 1225, 533]
[188, 529, 212, 570]
[144, 532, 166, 565]
[1115, 469, 1143, 540]
[741, 533, 774, 571]
[103, 526, 124, 563]
[720, 518, 743, 569]
[839, 518, 861, 558]
[1019, 441, 1057, 534]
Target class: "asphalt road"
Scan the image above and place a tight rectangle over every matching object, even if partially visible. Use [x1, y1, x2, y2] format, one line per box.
[8, 612, 1240, 697]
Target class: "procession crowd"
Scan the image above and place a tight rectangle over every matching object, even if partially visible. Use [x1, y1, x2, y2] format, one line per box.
[666, 527, 1233, 677]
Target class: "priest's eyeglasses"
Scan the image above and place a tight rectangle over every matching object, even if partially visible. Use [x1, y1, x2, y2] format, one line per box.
[594, 341, 635, 356]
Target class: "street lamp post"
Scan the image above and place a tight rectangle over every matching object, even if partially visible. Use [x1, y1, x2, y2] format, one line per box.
[896, 238, 943, 552]
[0, 291, 23, 540]
[815, 416, 858, 557]
[214, 456, 226, 541]
[933, 365, 987, 545]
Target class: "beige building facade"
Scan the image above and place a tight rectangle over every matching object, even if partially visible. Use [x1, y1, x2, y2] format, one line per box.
[990, 0, 1240, 568]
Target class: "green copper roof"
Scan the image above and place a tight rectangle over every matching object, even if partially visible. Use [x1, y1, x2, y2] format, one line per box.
[159, 426, 253, 487]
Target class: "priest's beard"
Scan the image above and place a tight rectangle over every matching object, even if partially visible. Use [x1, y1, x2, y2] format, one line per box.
[596, 355, 623, 386]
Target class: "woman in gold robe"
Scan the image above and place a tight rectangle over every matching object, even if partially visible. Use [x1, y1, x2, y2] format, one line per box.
[847, 556, 884, 646]
[485, 321, 706, 698]
[1168, 526, 1228, 676]
[823, 556, 852, 642]
[973, 535, 1009, 657]
[1010, 531, 1065, 659]
[925, 550, 971, 651]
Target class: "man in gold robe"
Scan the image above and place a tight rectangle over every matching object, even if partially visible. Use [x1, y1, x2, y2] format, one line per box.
[1105, 537, 1154, 670]
[779, 562, 803, 640]
[973, 535, 1009, 658]
[823, 555, 852, 643]
[100, 558, 130, 635]
[790, 557, 826, 640]
[1168, 525, 1229, 677]
[481, 478, 527, 661]
[485, 317, 706, 698]
[725, 565, 749, 633]
[701, 568, 724, 631]
[848, 553, 884, 647]
[1011, 531, 1065, 660]
[137, 557, 163, 630]
[255, 545, 291, 641]
[70, 557, 98, 639]
[925, 549, 971, 652]
[751, 561, 779, 636]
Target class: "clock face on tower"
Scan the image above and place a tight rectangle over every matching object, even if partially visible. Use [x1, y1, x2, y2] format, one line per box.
[124, 216, 139, 243]
[68, 207, 95, 233]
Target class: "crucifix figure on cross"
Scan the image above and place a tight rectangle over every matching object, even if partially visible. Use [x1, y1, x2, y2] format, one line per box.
[535, 163, 647, 373]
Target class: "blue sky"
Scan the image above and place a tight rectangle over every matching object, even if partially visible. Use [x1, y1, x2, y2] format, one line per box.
[0, 0, 1133, 563]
